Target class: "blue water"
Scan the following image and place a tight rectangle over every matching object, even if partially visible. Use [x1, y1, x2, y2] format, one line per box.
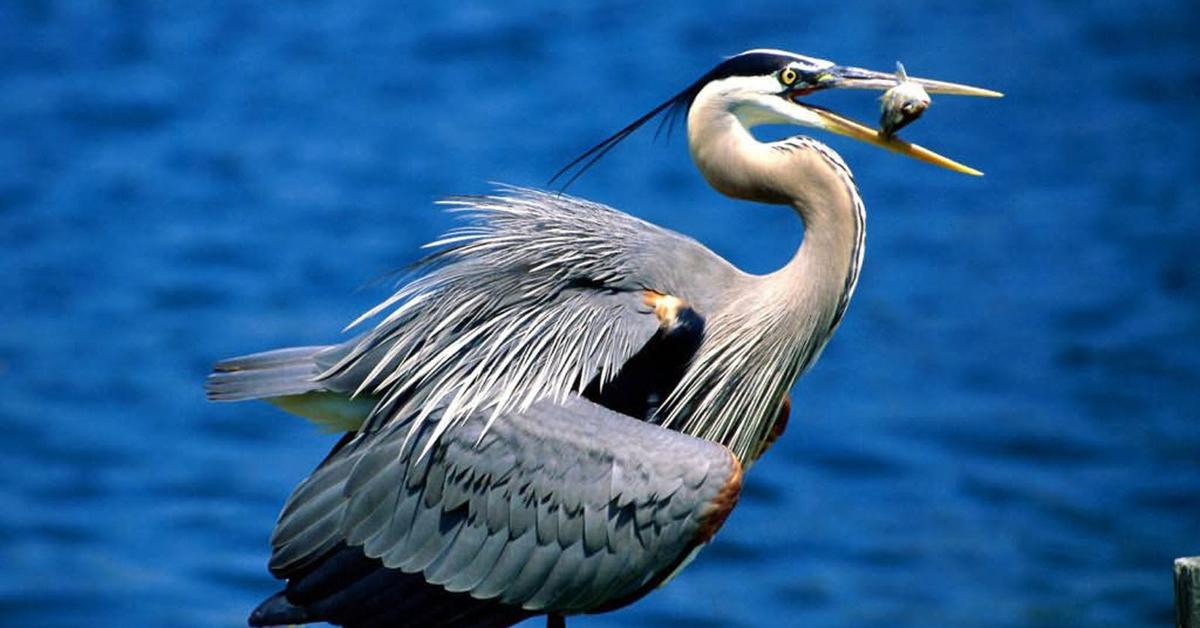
[2, 2, 1197, 626]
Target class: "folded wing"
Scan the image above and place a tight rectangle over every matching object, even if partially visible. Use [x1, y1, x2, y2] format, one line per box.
[260, 396, 743, 626]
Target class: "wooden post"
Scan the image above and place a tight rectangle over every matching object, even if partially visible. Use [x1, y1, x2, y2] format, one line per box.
[1178, 557, 1200, 628]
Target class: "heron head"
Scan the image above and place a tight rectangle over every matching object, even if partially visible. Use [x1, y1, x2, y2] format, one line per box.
[552, 49, 1000, 187]
[686, 49, 1002, 176]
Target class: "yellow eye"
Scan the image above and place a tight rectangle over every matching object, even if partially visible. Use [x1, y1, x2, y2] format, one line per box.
[779, 67, 798, 86]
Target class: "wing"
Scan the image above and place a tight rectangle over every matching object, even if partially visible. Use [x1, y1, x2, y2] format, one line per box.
[316, 186, 741, 447]
[263, 396, 743, 624]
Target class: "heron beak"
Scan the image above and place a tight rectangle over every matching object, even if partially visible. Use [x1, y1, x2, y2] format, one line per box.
[786, 64, 1000, 176]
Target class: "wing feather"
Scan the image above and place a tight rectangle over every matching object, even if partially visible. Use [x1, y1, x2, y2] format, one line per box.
[442, 528, 509, 593]
[423, 520, 488, 586]
[472, 529, 539, 599]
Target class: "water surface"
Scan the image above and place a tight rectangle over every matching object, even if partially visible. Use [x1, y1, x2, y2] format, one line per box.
[1, 2, 1197, 626]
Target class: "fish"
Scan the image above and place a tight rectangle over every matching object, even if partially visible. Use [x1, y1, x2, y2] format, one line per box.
[879, 62, 931, 138]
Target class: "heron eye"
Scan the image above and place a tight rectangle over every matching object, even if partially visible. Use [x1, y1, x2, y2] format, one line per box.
[779, 67, 798, 86]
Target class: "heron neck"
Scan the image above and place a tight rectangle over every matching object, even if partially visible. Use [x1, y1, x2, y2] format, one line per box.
[673, 104, 866, 463]
[779, 148, 865, 329]
[687, 104, 865, 337]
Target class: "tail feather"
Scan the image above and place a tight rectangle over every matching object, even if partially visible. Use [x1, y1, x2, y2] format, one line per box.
[206, 346, 328, 402]
[214, 346, 329, 372]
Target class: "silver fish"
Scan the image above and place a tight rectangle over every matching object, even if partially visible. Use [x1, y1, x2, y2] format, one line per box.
[879, 62, 931, 138]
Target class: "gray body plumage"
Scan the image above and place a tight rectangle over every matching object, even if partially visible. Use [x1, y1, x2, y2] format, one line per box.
[209, 141, 862, 625]
[200, 47, 994, 628]
[208, 188, 764, 627]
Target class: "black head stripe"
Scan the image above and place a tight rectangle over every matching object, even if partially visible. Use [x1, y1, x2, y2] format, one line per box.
[705, 51, 805, 82]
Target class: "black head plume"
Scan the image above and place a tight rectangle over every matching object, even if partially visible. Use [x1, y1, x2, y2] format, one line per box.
[549, 50, 823, 190]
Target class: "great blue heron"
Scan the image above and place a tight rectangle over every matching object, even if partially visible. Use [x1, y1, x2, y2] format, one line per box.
[206, 49, 999, 627]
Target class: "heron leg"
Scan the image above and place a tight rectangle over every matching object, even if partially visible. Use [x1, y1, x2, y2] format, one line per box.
[547, 612, 566, 628]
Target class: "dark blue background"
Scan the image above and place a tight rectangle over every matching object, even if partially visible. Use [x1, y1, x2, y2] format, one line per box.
[1, 1, 1197, 626]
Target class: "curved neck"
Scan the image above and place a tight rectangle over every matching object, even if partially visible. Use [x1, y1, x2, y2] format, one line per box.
[686, 90, 865, 314]
[671, 92, 867, 463]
